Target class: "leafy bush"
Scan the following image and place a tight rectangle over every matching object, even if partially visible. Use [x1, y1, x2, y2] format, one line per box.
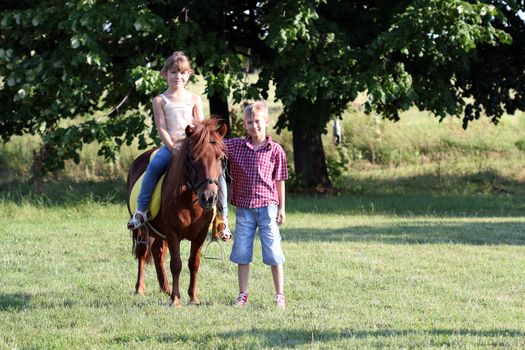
[326, 142, 350, 181]
[515, 139, 525, 152]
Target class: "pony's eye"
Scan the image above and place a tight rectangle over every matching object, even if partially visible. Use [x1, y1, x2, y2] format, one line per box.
[210, 141, 216, 145]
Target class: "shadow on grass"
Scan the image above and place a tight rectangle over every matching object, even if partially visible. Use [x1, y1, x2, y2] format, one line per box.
[343, 169, 525, 197]
[288, 192, 525, 217]
[109, 327, 525, 347]
[0, 178, 127, 205]
[282, 220, 525, 245]
[1, 171, 525, 218]
[0, 293, 32, 311]
[287, 169, 525, 216]
[217, 328, 525, 348]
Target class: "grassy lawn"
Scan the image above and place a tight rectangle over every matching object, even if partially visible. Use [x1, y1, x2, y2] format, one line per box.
[1, 185, 524, 349]
[1, 81, 525, 348]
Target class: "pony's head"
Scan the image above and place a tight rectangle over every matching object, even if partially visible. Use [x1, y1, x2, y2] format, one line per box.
[168, 118, 228, 209]
[184, 119, 228, 208]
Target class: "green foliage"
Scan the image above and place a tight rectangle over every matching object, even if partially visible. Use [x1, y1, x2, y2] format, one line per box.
[39, 111, 150, 174]
[284, 167, 307, 192]
[227, 105, 247, 138]
[1, 0, 524, 187]
[250, 0, 523, 187]
[515, 139, 525, 152]
[0, 138, 34, 179]
[326, 142, 351, 182]
[0, 1, 169, 173]
[361, 0, 514, 123]
[456, 1, 525, 127]
[132, 65, 166, 96]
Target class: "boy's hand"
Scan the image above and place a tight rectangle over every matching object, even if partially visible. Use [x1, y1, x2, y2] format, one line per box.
[277, 207, 286, 226]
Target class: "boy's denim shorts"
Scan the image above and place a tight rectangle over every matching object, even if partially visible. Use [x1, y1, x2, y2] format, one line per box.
[230, 204, 285, 266]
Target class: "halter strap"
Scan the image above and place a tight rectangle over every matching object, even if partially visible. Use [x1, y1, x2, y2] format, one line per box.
[184, 149, 223, 194]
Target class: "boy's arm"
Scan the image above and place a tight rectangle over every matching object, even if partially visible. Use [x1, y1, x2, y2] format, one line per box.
[276, 180, 286, 226]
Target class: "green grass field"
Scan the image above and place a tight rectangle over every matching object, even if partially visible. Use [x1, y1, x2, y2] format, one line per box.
[1, 83, 525, 348]
[1, 185, 524, 349]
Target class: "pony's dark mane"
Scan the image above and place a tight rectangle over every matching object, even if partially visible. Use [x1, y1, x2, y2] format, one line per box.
[163, 119, 226, 204]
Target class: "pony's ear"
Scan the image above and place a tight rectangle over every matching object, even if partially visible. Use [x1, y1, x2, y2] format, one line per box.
[217, 120, 228, 138]
[209, 115, 228, 138]
[185, 125, 195, 137]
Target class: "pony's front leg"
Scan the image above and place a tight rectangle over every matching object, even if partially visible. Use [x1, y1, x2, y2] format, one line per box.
[134, 231, 148, 295]
[135, 254, 146, 295]
[167, 239, 182, 307]
[152, 239, 171, 295]
[188, 240, 204, 305]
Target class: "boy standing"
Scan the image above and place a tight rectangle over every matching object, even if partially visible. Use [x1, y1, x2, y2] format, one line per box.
[223, 101, 288, 309]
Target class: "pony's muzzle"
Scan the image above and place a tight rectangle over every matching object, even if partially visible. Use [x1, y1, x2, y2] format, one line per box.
[199, 189, 218, 209]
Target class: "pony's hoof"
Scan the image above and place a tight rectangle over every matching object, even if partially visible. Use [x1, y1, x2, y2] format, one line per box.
[159, 285, 172, 295]
[135, 288, 145, 295]
[169, 298, 181, 307]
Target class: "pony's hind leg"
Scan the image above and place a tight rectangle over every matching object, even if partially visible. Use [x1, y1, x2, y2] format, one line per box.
[134, 230, 150, 295]
[152, 239, 171, 295]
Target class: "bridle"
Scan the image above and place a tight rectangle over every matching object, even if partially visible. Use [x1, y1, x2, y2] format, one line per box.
[184, 142, 226, 196]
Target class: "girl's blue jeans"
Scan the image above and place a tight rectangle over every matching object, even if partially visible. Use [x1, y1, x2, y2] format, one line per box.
[137, 145, 228, 218]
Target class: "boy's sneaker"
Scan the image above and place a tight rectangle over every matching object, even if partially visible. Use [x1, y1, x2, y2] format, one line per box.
[275, 293, 286, 309]
[234, 292, 248, 307]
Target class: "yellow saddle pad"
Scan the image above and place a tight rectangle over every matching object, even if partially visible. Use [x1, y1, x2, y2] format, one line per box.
[129, 150, 164, 220]
[128, 149, 219, 230]
[129, 174, 165, 220]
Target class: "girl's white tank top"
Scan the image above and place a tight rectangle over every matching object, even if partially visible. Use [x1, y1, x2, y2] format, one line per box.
[159, 93, 194, 143]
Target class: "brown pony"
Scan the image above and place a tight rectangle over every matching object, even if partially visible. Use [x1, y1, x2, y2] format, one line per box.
[126, 118, 227, 306]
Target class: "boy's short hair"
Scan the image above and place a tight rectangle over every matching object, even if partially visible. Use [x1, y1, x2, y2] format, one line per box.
[161, 51, 194, 76]
[243, 100, 268, 119]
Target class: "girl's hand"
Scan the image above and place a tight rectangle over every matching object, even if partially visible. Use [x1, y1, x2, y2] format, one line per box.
[168, 140, 182, 154]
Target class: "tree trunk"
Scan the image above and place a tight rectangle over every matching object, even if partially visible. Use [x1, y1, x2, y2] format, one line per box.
[292, 127, 331, 190]
[208, 93, 230, 133]
[208, 67, 230, 135]
[32, 144, 51, 194]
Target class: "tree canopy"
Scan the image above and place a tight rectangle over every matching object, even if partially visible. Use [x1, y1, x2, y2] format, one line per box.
[1, 0, 524, 188]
